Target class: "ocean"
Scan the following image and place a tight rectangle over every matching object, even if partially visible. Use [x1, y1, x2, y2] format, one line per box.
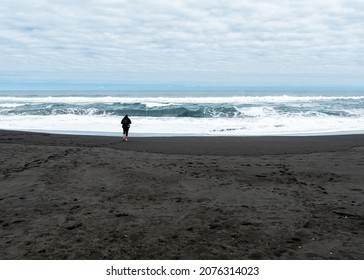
[0, 90, 363, 136]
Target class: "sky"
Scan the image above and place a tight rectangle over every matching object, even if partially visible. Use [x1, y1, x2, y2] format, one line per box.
[1, 0, 364, 90]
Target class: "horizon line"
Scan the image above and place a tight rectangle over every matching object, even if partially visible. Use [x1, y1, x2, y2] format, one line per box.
[1, 84, 364, 91]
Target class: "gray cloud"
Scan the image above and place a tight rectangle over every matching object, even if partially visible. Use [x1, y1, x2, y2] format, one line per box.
[0, 0, 364, 87]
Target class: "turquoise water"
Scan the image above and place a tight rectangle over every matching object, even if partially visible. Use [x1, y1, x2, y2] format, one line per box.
[1, 90, 363, 136]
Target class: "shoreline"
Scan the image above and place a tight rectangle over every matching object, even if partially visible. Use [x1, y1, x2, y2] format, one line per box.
[1, 129, 364, 156]
[4, 127, 364, 138]
[1, 129, 364, 259]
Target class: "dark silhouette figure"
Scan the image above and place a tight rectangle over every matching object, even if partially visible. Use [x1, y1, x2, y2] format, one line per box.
[121, 115, 132, 141]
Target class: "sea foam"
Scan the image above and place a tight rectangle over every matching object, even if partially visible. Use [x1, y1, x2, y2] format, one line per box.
[1, 91, 364, 136]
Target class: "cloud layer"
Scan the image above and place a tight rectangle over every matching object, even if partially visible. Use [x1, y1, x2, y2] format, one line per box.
[1, 0, 364, 87]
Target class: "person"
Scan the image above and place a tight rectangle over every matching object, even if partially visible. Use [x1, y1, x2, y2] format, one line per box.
[121, 115, 132, 141]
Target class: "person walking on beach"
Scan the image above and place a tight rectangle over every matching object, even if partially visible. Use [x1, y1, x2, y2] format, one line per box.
[121, 115, 132, 141]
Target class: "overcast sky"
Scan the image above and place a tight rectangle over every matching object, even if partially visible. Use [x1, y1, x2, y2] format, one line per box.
[1, 0, 364, 89]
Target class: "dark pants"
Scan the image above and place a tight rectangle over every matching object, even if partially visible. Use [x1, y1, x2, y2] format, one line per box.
[122, 125, 129, 136]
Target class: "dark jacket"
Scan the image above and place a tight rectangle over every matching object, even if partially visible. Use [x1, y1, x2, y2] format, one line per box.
[121, 116, 131, 128]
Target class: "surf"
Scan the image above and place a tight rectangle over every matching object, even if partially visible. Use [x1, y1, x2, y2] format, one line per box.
[1, 90, 364, 136]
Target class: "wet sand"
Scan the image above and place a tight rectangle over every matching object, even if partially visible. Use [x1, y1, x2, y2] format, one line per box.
[1, 129, 364, 259]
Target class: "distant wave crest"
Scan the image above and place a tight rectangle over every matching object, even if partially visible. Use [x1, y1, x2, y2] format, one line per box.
[1, 96, 364, 118]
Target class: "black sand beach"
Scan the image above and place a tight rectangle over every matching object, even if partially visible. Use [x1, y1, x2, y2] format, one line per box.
[1, 129, 364, 259]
